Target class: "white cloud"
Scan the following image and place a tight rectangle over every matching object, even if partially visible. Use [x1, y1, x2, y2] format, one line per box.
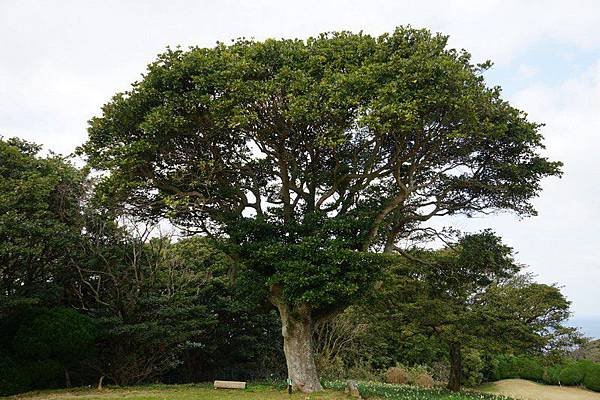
[2, 0, 600, 153]
[2, 0, 600, 154]
[516, 64, 539, 79]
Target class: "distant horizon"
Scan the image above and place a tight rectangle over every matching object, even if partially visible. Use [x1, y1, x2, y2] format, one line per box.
[569, 316, 600, 340]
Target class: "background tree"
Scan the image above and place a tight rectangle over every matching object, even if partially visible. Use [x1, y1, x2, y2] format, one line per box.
[572, 339, 600, 363]
[80, 27, 561, 391]
[413, 232, 519, 391]
[481, 274, 583, 358]
[369, 231, 579, 391]
[170, 236, 284, 382]
[75, 215, 284, 385]
[0, 137, 85, 308]
[0, 136, 284, 395]
[0, 137, 90, 394]
[74, 218, 219, 385]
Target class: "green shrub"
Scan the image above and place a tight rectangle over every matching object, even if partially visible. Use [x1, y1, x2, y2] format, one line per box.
[13, 307, 96, 364]
[462, 350, 485, 386]
[515, 356, 544, 382]
[23, 359, 62, 388]
[558, 362, 585, 386]
[491, 355, 518, 380]
[543, 364, 562, 385]
[489, 354, 544, 382]
[584, 363, 600, 392]
[2, 307, 96, 395]
[0, 357, 63, 396]
[577, 359, 595, 377]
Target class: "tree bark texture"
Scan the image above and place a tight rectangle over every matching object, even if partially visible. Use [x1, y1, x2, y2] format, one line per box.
[272, 294, 322, 393]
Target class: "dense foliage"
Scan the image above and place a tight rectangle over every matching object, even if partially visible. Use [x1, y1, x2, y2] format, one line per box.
[585, 363, 600, 391]
[0, 137, 90, 395]
[0, 138, 285, 395]
[0, 137, 85, 309]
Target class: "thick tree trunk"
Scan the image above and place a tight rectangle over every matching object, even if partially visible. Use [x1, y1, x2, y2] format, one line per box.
[271, 290, 322, 393]
[447, 342, 462, 392]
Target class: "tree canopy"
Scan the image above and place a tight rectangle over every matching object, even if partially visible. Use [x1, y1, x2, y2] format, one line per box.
[80, 27, 562, 392]
[82, 27, 560, 242]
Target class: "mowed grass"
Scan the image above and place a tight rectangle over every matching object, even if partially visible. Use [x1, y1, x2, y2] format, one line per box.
[7, 382, 511, 400]
[12, 377, 600, 400]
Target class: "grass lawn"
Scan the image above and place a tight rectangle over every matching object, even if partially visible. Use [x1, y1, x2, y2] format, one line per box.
[7, 382, 511, 400]
[7, 384, 346, 400]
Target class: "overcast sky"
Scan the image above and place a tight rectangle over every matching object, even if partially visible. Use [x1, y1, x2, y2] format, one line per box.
[1, 0, 599, 336]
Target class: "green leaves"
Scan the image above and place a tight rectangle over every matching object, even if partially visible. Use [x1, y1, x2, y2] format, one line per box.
[258, 239, 388, 307]
[13, 308, 96, 363]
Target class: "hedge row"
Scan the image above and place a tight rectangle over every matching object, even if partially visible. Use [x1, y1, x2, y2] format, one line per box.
[0, 356, 63, 396]
[490, 355, 600, 392]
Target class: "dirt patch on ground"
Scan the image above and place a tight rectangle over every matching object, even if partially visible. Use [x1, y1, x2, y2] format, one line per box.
[480, 378, 600, 400]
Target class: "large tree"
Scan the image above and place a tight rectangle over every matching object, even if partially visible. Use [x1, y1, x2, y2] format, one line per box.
[80, 27, 561, 391]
